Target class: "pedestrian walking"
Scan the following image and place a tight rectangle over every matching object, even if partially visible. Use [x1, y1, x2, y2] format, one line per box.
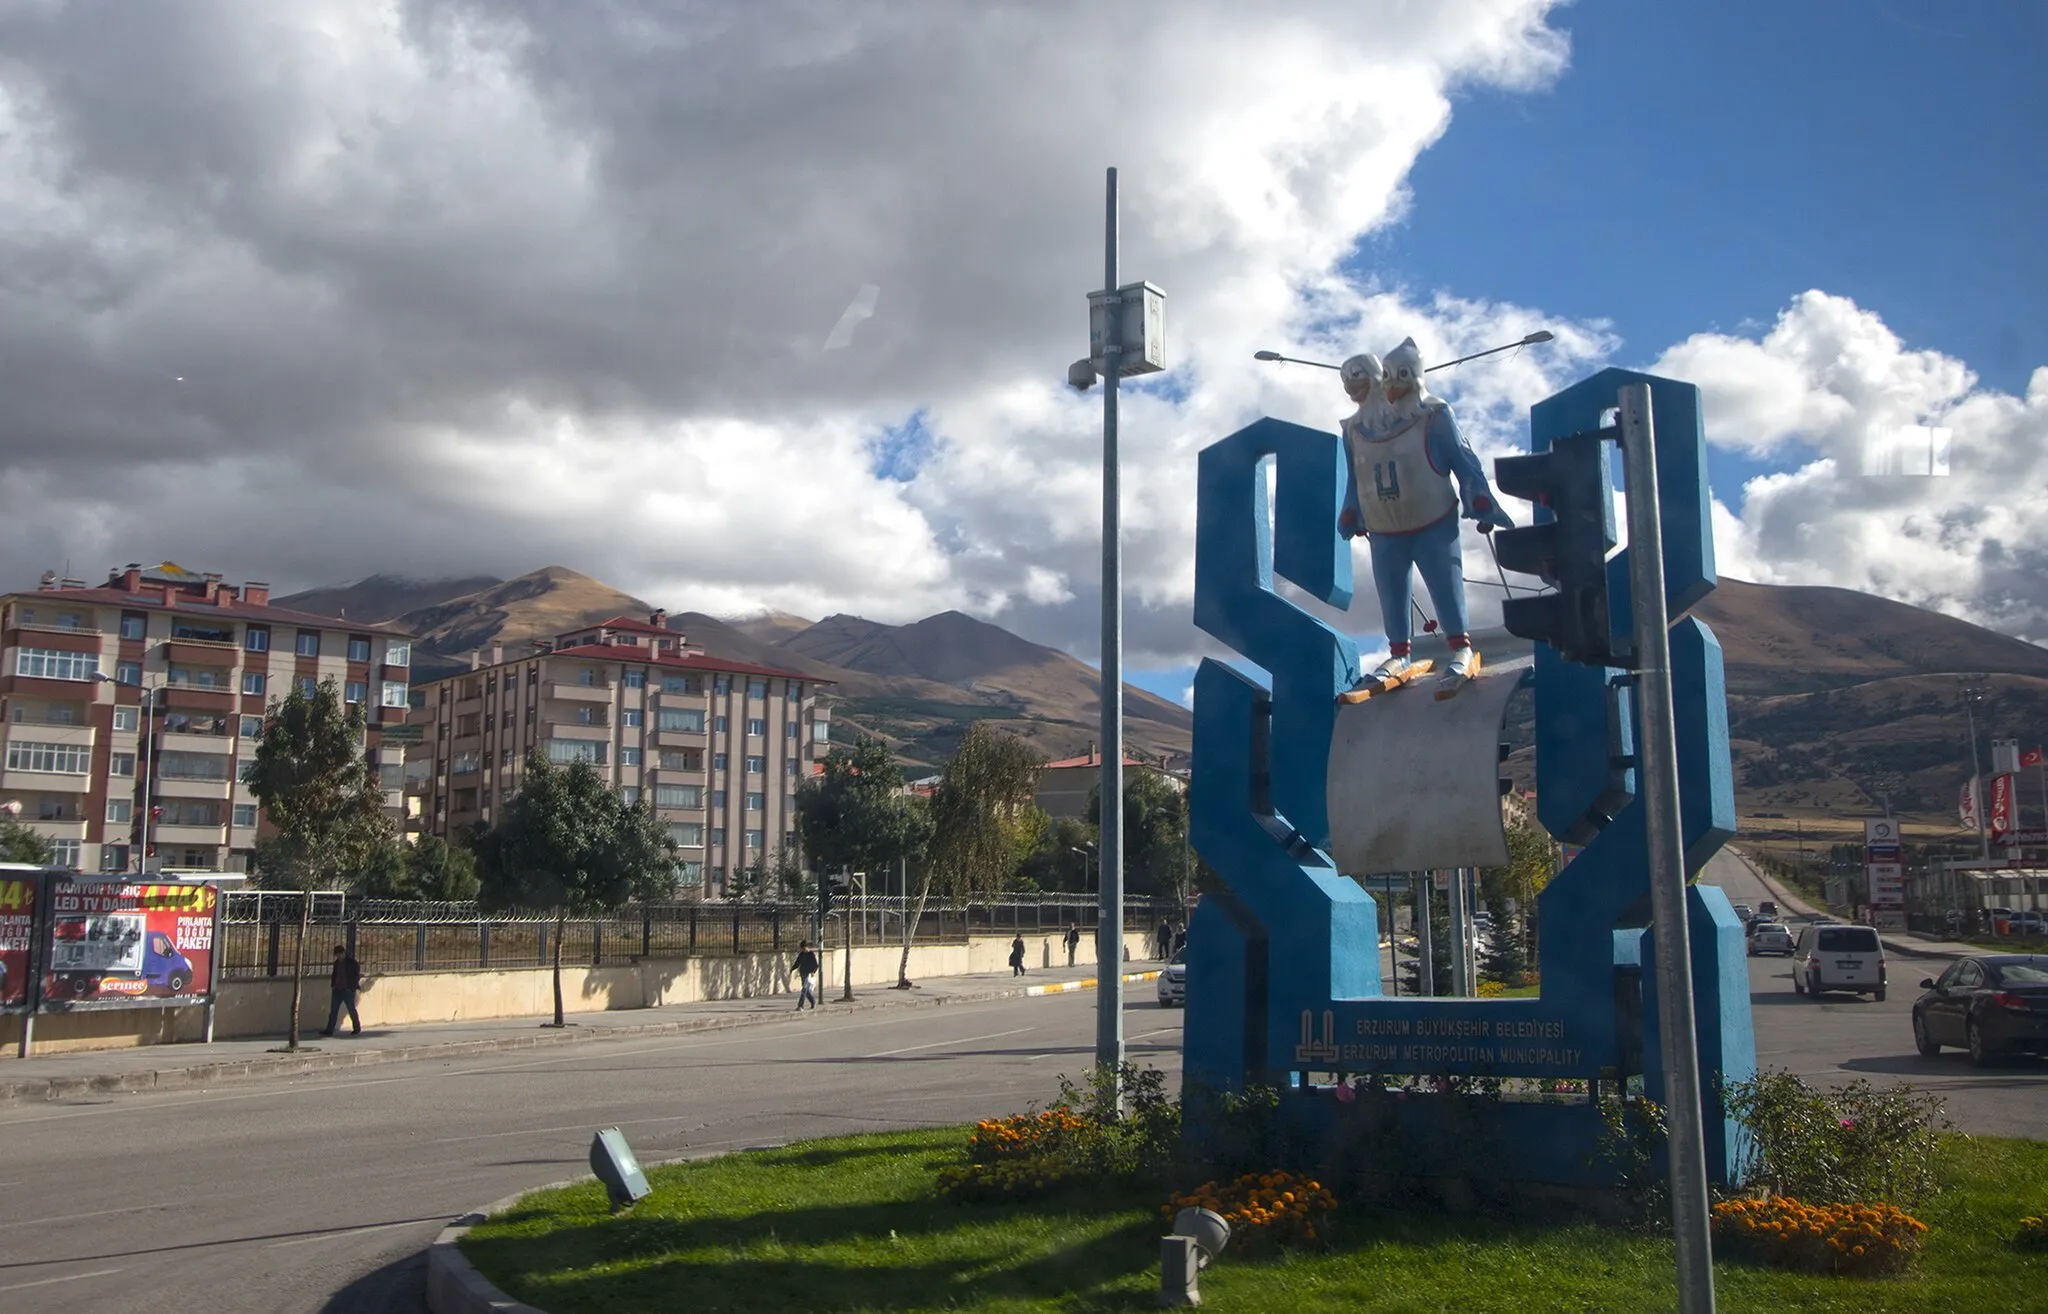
[322, 944, 362, 1037]
[1009, 933, 1027, 977]
[1157, 919, 1173, 961]
[1171, 924, 1187, 957]
[793, 940, 820, 1010]
[1063, 922, 1080, 967]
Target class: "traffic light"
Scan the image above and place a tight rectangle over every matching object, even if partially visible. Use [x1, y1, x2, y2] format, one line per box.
[1492, 426, 1619, 666]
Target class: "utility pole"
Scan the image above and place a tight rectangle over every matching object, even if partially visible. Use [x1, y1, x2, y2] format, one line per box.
[1618, 383, 1716, 1314]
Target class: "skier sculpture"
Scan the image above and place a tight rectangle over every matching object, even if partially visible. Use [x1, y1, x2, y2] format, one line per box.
[1337, 338, 1513, 699]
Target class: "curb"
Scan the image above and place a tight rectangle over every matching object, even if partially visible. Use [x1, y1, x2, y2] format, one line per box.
[430, 1146, 778, 1314]
[1025, 970, 1160, 997]
[0, 968, 1165, 1106]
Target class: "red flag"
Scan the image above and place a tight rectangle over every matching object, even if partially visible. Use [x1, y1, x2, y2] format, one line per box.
[1990, 773, 2015, 838]
[2024, 746, 2045, 768]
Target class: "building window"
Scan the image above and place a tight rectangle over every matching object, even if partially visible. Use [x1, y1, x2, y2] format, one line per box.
[107, 798, 133, 824]
[787, 722, 799, 739]
[381, 682, 408, 708]
[5, 741, 91, 774]
[101, 844, 131, 872]
[745, 755, 765, 774]
[744, 829, 764, 849]
[655, 784, 703, 809]
[501, 710, 514, 729]
[345, 681, 366, 704]
[232, 803, 259, 828]
[170, 620, 233, 643]
[675, 860, 702, 887]
[347, 637, 372, 662]
[661, 674, 695, 695]
[451, 751, 481, 774]
[49, 838, 80, 870]
[713, 752, 728, 772]
[624, 669, 645, 689]
[713, 789, 727, 809]
[747, 679, 767, 699]
[659, 750, 699, 770]
[658, 708, 705, 733]
[170, 665, 233, 690]
[386, 641, 411, 667]
[244, 627, 270, 653]
[621, 786, 641, 806]
[668, 822, 704, 847]
[745, 791, 765, 811]
[712, 827, 726, 848]
[746, 718, 766, 736]
[117, 661, 142, 686]
[621, 709, 643, 728]
[621, 747, 642, 766]
[714, 675, 733, 696]
[294, 677, 317, 697]
[501, 673, 515, 692]
[14, 647, 98, 681]
[242, 672, 266, 696]
[109, 752, 135, 777]
[120, 613, 147, 641]
[112, 706, 139, 733]
[158, 751, 232, 782]
[815, 721, 829, 743]
[544, 739, 607, 766]
[715, 715, 728, 733]
[575, 705, 601, 726]
[787, 683, 800, 701]
[159, 799, 223, 827]
[577, 667, 596, 687]
[239, 715, 263, 739]
[295, 631, 321, 657]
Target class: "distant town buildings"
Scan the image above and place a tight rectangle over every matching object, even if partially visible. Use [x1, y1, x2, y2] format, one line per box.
[400, 613, 832, 898]
[0, 562, 416, 874]
[1034, 747, 1185, 821]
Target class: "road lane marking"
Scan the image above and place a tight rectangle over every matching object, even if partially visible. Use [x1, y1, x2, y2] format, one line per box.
[0, 1267, 124, 1293]
[266, 1219, 428, 1249]
[0, 1203, 164, 1232]
[868, 1027, 1035, 1057]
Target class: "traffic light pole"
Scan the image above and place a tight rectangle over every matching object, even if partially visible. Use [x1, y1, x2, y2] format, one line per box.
[1096, 167, 1126, 1088]
[1618, 382, 1717, 1314]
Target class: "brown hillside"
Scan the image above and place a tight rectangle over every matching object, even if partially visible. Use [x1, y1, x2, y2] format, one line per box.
[400, 567, 652, 674]
[721, 609, 818, 645]
[278, 574, 503, 624]
[1692, 578, 2048, 694]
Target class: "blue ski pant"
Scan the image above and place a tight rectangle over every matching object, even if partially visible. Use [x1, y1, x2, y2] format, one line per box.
[1368, 513, 1468, 647]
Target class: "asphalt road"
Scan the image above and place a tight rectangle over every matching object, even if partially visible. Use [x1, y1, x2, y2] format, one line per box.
[1702, 849, 2048, 1139]
[3, 852, 2042, 1313]
[0, 990, 1183, 1314]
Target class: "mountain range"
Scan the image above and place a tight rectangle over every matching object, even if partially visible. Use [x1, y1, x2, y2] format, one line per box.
[278, 569, 2048, 841]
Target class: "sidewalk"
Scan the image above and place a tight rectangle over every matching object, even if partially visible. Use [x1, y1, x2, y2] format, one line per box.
[0, 962, 1166, 1106]
[1729, 848, 1976, 962]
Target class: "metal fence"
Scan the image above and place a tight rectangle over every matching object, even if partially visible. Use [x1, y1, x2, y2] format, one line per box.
[218, 891, 1182, 980]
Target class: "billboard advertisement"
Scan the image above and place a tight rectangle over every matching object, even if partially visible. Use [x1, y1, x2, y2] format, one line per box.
[0, 875, 34, 1008]
[41, 879, 218, 1007]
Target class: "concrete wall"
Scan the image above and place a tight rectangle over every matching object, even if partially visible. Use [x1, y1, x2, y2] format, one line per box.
[0, 929, 1154, 1056]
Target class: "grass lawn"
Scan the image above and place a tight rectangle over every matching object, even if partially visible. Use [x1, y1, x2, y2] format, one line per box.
[461, 1130, 2048, 1313]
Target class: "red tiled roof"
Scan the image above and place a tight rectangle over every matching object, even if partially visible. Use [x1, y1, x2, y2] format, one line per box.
[4, 585, 417, 637]
[576, 616, 673, 636]
[1041, 754, 1153, 771]
[541, 642, 829, 684]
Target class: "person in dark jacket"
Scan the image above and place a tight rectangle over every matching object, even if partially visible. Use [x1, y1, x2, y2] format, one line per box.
[792, 941, 820, 1010]
[1063, 922, 1081, 967]
[1009, 934, 1027, 976]
[1157, 919, 1173, 960]
[323, 945, 362, 1037]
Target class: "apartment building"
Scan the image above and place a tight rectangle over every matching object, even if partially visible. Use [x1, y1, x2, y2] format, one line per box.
[0, 562, 417, 873]
[403, 613, 832, 898]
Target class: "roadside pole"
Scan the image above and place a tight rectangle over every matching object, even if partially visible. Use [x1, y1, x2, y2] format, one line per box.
[1096, 167, 1126, 1085]
[1618, 382, 1717, 1314]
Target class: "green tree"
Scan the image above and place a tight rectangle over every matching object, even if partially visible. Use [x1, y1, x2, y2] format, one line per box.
[358, 835, 481, 901]
[244, 678, 394, 1050]
[472, 752, 678, 1026]
[922, 724, 1042, 983]
[0, 812, 56, 865]
[1016, 816, 1100, 893]
[795, 735, 931, 994]
[1088, 771, 1196, 902]
[1480, 818, 1556, 969]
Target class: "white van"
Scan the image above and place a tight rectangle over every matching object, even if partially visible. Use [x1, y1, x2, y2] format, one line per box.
[1792, 923, 1886, 1001]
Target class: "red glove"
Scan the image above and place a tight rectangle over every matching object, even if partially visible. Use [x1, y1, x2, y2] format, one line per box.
[1338, 508, 1358, 538]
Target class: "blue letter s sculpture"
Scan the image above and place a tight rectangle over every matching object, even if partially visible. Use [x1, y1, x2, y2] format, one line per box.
[1184, 369, 1753, 1189]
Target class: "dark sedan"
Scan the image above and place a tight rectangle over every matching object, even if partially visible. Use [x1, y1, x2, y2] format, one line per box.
[1912, 955, 2048, 1066]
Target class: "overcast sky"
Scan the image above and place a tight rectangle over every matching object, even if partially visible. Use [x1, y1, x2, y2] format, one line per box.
[2, 0, 2042, 682]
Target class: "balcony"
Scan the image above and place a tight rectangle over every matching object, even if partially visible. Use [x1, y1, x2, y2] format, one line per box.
[544, 716, 611, 739]
[163, 635, 243, 664]
[0, 768, 91, 794]
[544, 679, 614, 702]
[156, 775, 232, 799]
[154, 822, 227, 845]
[4, 718, 95, 746]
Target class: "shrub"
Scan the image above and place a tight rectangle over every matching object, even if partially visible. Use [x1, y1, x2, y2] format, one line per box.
[2016, 1214, 2048, 1252]
[1720, 1072, 1953, 1211]
[1593, 1093, 1668, 1225]
[935, 1063, 1179, 1202]
[1712, 1197, 1927, 1276]
[1164, 1170, 1336, 1253]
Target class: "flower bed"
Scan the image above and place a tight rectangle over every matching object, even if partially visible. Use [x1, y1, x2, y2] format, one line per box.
[1164, 1170, 1337, 1253]
[1712, 1197, 1927, 1276]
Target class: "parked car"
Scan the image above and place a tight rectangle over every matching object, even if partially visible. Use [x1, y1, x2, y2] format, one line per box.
[1747, 922, 1794, 956]
[2014, 911, 2048, 937]
[1911, 954, 2048, 1066]
[1792, 923, 1885, 1000]
[1157, 946, 1187, 1008]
